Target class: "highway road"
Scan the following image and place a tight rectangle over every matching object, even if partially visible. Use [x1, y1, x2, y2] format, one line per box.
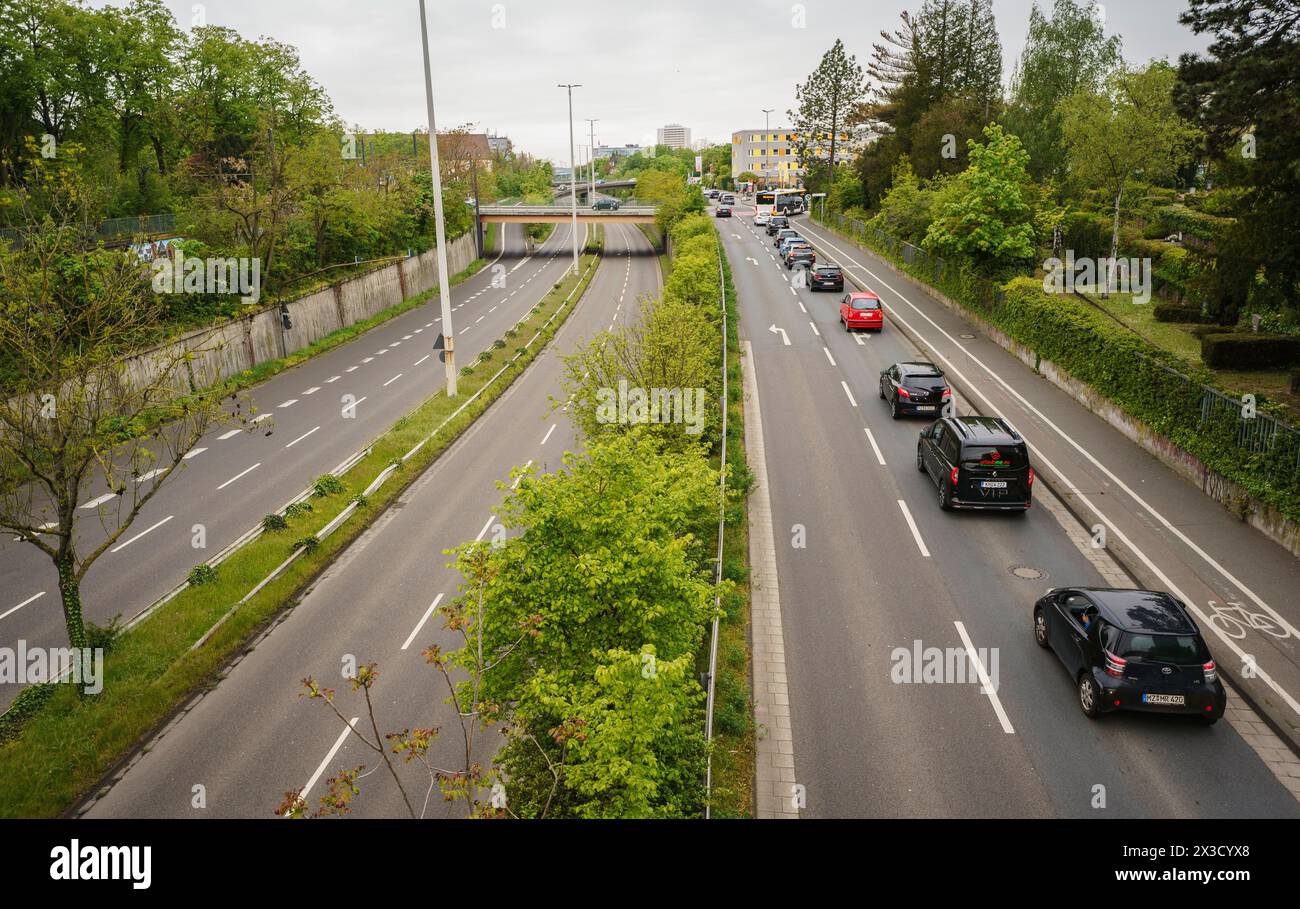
[83, 224, 661, 817]
[721, 204, 1300, 817]
[0, 223, 586, 712]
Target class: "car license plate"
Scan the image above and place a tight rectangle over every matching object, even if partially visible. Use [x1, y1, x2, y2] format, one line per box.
[915, 406, 936, 413]
[1142, 693, 1185, 705]
[981, 480, 1007, 489]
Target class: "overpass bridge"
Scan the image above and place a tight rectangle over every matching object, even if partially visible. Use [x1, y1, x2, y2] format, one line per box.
[478, 203, 657, 224]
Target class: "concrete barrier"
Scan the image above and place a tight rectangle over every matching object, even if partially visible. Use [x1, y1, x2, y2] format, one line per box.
[122, 233, 477, 393]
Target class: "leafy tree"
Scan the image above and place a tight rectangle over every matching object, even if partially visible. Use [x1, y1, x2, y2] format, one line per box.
[923, 123, 1038, 272]
[0, 163, 244, 660]
[1176, 0, 1300, 320]
[871, 156, 940, 243]
[1006, 0, 1122, 180]
[789, 39, 866, 188]
[1059, 62, 1199, 295]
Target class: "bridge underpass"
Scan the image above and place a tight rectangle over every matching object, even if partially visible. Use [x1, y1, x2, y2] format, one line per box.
[478, 204, 657, 225]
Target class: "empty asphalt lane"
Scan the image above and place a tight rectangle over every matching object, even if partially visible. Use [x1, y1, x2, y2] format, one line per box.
[86, 224, 661, 817]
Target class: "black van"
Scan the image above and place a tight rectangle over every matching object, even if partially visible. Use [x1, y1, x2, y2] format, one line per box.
[917, 416, 1033, 512]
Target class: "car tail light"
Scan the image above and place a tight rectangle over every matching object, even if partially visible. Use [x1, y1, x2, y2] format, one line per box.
[1104, 650, 1126, 678]
[1203, 660, 1217, 682]
[1028, 467, 1035, 487]
[897, 387, 910, 398]
[941, 388, 952, 399]
[950, 467, 959, 486]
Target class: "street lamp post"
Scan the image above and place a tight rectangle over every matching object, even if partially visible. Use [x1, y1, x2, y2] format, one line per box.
[559, 84, 582, 275]
[418, 0, 456, 396]
[762, 108, 773, 191]
[585, 118, 599, 203]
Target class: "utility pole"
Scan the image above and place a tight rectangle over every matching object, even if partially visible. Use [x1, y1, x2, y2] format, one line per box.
[559, 83, 581, 275]
[761, 108, 773, 191]
[419, 0, 457, 396]
[585, 118, 599, 204]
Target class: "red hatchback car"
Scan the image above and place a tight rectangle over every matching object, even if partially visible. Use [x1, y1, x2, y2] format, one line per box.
[839, 291, 884, 331]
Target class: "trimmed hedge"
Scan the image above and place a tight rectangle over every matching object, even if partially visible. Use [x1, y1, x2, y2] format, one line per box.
[1153, 302, 1206, 324]
[1201, 333, 1300, 370]
[1156, 204, 1232, 245]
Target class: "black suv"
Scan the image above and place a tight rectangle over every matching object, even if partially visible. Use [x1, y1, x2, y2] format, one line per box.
[880, 362, 952, 419]
[809, 265, 843, 291]
[917, 416, 1032, 512]
[1033, 587, 1226, 724]
[766, 215, 789, 236]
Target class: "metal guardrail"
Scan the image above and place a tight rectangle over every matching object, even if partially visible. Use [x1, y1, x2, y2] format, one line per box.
[821, 209, 1300, 487]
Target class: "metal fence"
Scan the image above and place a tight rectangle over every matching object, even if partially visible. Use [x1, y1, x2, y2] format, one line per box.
[820, 209, 1300, 489]
[2, 212, 179, 247]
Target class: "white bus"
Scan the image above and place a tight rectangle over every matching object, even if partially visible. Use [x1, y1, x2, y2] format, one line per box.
[755, 187, 807, 216]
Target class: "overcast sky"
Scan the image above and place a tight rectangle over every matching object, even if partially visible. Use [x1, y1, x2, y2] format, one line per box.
[98, 0, 1211, 164]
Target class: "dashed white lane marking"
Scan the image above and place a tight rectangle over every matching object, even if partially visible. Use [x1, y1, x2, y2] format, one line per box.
[413, 329, 423, 334]
[511, 460, 533, 489]
[414, 355, 430, 367]
[136, 469, 165, 483]
[402, 335, 412, 340]
[401, 593, 445, 651]
[297, 717, 359, 808]
[797, 300, 807, 313]
[541, 423, 557, 445]
[897, 499, 930, 559]
[252, 414, 272, 423]
[110, 514, 173, 553]
[362, 358, 374, 364]
[303, 386, 321, 395]
[808, 322, 820, 337]
[383, 374, 402, 387]
[217, 462, 261, 491]
[326, 375, 342, 383]
[82, 493, 117, 510]
[217, 429, 241, 440]
[863, 428, 887, 466]
[1, 591, 46, 621]
[184, 447, 207, 459]
[388, 342, 401, 348]
[475, 315, 485, 324]
[285, 426, 320, 449]
[474, 514, 496, 542]
[841, 381, 858, 407]
[822, 347, 836, 367]
[278, 399, 298, 409]
[954, 620, 1015, 734]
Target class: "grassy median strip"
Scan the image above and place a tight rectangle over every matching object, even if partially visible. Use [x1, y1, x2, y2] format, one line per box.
[705, 233, 756, 818]
[0, 236, 602, 819]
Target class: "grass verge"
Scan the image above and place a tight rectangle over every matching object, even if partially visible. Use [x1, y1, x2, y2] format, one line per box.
[704, 230, 755, 818]
[0, 235, 603, 819]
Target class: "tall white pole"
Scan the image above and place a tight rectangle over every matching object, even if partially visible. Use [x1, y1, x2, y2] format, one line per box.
[560, 84, 581, 276]
[586, 118, 599, 203]
[419, 0, 456, 396]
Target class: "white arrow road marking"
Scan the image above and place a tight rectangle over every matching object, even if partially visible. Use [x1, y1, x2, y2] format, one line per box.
[768, 324, 790, 346]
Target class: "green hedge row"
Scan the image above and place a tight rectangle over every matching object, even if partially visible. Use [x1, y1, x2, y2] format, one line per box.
[1202, 333, 1300, 370]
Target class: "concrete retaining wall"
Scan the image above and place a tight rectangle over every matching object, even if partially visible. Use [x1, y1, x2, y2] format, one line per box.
[123, 232, 477, 393]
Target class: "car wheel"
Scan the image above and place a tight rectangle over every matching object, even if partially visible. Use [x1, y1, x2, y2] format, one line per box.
[1033, 608, 1050, 648]
[938, 481, 952, 511]
[1198, 713, 1220, 726]
[1078, 673, 1101, 718]
[879, 382, 886, 400]
[890, 397, 900, 420]
[916, 446, 925, 472]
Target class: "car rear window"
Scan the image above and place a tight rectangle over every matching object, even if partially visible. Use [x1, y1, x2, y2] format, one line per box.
[961, 444, 1027, 469]
[903, 376, 946, 391]
[1117, 632, 1210, 664]
[815, 267, 840, 274]
[852, 297, 880, 310]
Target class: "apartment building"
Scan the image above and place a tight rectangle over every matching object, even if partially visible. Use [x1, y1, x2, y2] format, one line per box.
[731, 128, 857, 185]
[656, 124, 691, 149]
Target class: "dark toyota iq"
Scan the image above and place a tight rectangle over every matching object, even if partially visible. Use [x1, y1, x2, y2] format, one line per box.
[917, 416, 1033, 512]
[1033, 587, 1226, 724]
[880, 361, 951, 418]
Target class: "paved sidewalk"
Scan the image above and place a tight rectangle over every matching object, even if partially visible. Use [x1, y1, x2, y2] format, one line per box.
[796, 215, 1300, 753]
[742, 341, 800, 819]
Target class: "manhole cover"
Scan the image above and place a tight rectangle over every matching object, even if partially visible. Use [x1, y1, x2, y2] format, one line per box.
[960, 333, 977, 340]
[1011, 566, 1045, 580]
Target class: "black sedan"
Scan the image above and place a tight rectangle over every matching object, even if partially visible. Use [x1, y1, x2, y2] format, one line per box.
[715, 206, 732, 218]
[1033, 587, 1226, 724]
[809, 265, 843, 291]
